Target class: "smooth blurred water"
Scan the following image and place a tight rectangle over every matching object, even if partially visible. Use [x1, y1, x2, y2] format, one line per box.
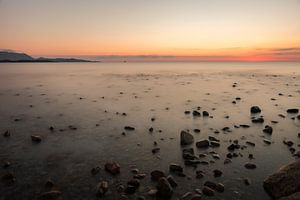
[0, 62, 299, 200]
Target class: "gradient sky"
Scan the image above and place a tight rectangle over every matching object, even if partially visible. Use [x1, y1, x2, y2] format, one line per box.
[0, 0, 300, 61]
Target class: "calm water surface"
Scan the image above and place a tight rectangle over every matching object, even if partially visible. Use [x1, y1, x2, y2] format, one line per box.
[0, 62, 300, 200]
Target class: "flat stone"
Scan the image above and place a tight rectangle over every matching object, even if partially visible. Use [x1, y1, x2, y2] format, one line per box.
[196, 140, 209, 148]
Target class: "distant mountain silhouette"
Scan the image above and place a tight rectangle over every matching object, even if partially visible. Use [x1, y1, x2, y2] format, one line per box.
[0, 51, 95, 62]
[0, 51, 34, 61]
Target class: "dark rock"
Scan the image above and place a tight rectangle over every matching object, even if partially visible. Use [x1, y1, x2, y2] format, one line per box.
[203, 111, 209, 117]
[152, 148, 160, 154]
[213, 169, 223, 177]
[180, 131, 194, 145]
[39, 191, 62, 200]
[169, 163, 183, 173]
[96, 181, 109, 197]
[157, 177, 173, 198]
[149, 127, 154, 132]
[287, 109, 299, 114]
[251, 106, 261, 114]
[151, 170, 165, 181]
[252, 117, 264, 123]
[196, 140, 209, 148]
[193, 129, 201, 133]
[104, 162, 120, 175]
[167, 175, 177, 187]
[263, 125, 273, 134]
[3, 130, 10, 137]
[202, 186, 214, 196]
[210, 141, 220, 147]
[193, 110, 201, 116]
[263, 139, 272, 145]
[245, 163, 257, 169]
[204, 181, 217, 189]
[31, 135, 42, 143]
[124, 126, 135, 131]
[215, 183, 225, 192]
[264, 161, 300, 199]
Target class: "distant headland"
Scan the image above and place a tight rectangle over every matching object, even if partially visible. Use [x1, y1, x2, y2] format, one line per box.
[0, 51, 96, 62]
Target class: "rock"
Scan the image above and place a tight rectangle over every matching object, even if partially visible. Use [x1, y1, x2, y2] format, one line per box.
[3, 161, 11, 168]
[147, 189, 158, 196]
[169, 163, 183, 173]
[45, 179, 54, 188]
[244, 163, 257, 169]
[244, 178, 251, 185]
[91, 167, 100, 175]
[278, 192, 300, 200]
[151, 170, 165, 181]
[1, 172, 15, 183]
[202, 186, 214, 196]
[182, 148, 196, 160]
[213, 169, 223, 177]
[263, 125, 273, 134]
[134, 173, 146, 179]
[196, 140, 209, 148]
[251, 106, 261, 114]
[202, 111, 209, 117]
[181, 192, 193, 200]
[193, 110, 201, 116]
[96, 181, 109, 197]
[263, 161, 300, 199]
[252, 117, 264, 123]
[246, 141, 255, 146]
[210, 141, 220, 147]
[126, 179, 140, 194]
[149, 127, 154, 132]
[215, 183, 225, 192]
[208, 136, 219, 142]
[180, 131, 194, 145]
[167, 175, 178, 187]
[227, 143, 240, 151]
[104, 162, 120, 175]
[204, 181, 216, 189]
[3, 130, 10, 137]
[286, 109, 299, 114]
[124, 126, 135, 131]
[152, 147, 160, 154]
[31, 135, 42, 143]
[193, 129, 201, 133]
[39, 191, 62, 200]
[157, 177, 173, 198]
[263, 139, 272, 145]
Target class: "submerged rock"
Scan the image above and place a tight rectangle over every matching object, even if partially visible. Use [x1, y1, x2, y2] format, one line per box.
[196, 140, 209, 148]
[96, 181, 109, 197]
[39, 190, 62, 200]
[180, 131, 194, 145]
[157, 177, 173, 198]
[151, 170, 165, 181]
[263, 161, 300, 199]
[286, 109, 299, 114]
[244, 163, 256, 169]
[104, 162, 120, 175]
[31, 135, 42, 143]
[250, 106, 261, 114]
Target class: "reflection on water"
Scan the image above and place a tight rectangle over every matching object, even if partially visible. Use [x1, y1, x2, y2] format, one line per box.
[0, 62, 300, 199]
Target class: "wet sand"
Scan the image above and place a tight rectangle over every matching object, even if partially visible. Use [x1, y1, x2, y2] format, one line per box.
[0, 62, 300, 200]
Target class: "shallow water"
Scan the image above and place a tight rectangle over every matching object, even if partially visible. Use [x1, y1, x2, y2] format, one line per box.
[0, 62, 300, 200]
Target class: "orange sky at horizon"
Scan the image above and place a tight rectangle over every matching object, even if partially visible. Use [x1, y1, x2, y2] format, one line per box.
[1, 0, 300, 61]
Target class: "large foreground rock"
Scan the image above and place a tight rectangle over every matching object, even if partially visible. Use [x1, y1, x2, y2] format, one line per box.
[263, 161, 300, 199]
[279, 192, 300, 200]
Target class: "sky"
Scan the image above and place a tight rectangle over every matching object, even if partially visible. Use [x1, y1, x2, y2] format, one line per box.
[0, 0, 300, 61]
